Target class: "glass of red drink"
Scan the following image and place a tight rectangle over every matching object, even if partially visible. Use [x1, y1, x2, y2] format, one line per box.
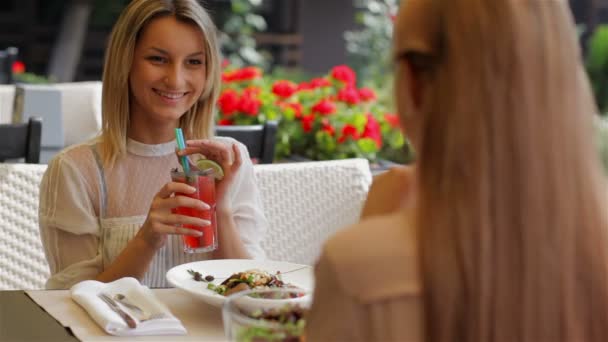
[170, 169, 218, 253]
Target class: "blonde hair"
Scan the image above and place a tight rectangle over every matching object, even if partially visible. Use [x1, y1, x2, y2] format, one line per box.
[399, 0, 608, 341]
[100, 0, 221, 167]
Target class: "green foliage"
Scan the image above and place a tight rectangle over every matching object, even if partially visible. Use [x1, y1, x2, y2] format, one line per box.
[344, 0, 414, 163]
[586, 25, 608, 116]
[219, 0, 271, 69]
[344, 0, 399, 105]
[216, 65, 405, 162]
[14, 72, 53, 84]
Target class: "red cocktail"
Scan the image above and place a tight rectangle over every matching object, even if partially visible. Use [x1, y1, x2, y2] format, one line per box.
[171, 169, 218, 253]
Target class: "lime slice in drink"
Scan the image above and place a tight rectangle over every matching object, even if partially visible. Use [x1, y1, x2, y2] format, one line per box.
[196, 159, 224, 180]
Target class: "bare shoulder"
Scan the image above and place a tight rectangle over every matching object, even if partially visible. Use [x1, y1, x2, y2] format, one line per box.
[320, 212, 421, 302]
[371, 165, 415, 195]
[361, 165, 416, 218]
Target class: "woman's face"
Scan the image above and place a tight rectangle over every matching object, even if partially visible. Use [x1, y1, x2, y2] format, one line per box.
[393, 0, 435, 154]
[129, 15, 207, 126]
[393, 5, 422, 153]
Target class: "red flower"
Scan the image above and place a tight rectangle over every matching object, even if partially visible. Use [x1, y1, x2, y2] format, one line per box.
[272, 80, 298, 98]
[238, 93, 262, 117]
[338, 124, 360, 143]
[217, 89, 240, 115]
[221, 59, 230, 69]
[309, 77, 331, 88]
[222, 66, 262, 82]
[312, 99, 336, 116]
[384, 113, 401, 128]
[12, 61, 25, 74]
[297, 78, 330, 91]
[362, 114, 383, 148]
[337, 86, 361, 105]
[358, 87, 376, 102]
[321, 119, 335, 136]
[221, 70, 233, 82]
[217, 118, 233, 125]
[297, 81, 310, 91]
[243, 86, 261, 97]
[287, 102, 303, 118]
[237, 67, 262, 81]
[330, 65, 356, 86]
[301, 114, 315, 133]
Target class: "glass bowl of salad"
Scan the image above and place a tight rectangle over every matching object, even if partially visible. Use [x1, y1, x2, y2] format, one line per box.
[222, 288, 311, 342]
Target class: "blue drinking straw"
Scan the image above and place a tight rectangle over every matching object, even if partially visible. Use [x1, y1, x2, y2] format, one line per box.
[175, 128, 190, 173]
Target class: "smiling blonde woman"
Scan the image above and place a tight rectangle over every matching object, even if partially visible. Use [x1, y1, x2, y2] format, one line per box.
[39, 0, 267, 290]
[306, 0, 608, 341]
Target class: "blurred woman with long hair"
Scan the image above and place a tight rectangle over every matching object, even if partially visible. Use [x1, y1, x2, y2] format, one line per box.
[306, 0, 608, 341]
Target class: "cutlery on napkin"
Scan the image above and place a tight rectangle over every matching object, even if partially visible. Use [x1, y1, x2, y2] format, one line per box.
[98, 292, 137, 328]
[70, 277, 187, 336]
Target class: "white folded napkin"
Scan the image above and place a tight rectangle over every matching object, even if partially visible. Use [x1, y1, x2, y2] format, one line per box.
[70, 277, 187, 336]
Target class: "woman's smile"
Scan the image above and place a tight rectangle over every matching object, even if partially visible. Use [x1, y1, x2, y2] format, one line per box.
[153, 88, 189, 103]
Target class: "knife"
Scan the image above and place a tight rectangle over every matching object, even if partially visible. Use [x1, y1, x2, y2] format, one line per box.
[98, 292, 137, 329]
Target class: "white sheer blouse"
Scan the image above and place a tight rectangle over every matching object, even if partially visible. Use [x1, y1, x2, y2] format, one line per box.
[39, 137, 267, 289]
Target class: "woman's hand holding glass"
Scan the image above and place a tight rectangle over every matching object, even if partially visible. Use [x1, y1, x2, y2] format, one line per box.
[178, 139, 243, 211]
[137, 181, 210, 250]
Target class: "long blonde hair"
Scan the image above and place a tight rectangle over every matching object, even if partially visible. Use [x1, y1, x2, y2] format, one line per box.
[100, 0, 221, 167]
[400, 0, 608, 341]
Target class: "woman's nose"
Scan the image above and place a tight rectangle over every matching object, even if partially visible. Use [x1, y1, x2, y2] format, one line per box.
[164, 64, 185, 89]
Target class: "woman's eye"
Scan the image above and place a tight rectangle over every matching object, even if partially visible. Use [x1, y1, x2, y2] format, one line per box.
[147, 56, 166, 63]
[188, 59, 203, 66]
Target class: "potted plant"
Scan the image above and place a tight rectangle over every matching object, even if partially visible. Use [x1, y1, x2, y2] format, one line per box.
[215, 64, 407, 166]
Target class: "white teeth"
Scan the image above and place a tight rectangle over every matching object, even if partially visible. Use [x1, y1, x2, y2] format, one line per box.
[155, 89, 185, 99]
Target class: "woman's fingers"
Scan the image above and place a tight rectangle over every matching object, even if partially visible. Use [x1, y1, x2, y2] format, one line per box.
[154, 194, 210, 211]
[146, 221, 205, 236]
[182, 139, 235, 166]
[148, 210, 210, 232]
[155, 181, 196, 199]
[165, 213, 211, 228]
[231, 143, 242, 170]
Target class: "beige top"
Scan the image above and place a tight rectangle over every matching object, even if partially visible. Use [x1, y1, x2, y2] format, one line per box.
[306, 212, 422, 342]
[39, 137, 267, 289]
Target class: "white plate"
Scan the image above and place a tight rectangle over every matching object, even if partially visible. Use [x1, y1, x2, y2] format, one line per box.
[166, 259, 314, 308]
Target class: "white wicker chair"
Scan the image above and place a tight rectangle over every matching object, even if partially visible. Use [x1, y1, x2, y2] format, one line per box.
[255, 158, 372, 265]
[0, 163, 49, 290]
[0, 158, 372, 289]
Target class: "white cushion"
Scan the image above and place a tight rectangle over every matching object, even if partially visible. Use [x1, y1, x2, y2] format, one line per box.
[0, 163, 49, 290]
[12, 82, 102, 147]
[52, 81, 103, 146]
[255, 158, 372, 265]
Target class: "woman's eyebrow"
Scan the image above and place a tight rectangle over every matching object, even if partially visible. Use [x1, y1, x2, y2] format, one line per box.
[148, 47, 169, 55]
[147, 47, 204, 57]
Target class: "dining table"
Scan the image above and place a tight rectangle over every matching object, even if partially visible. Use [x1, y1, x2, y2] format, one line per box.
[0, 288, 226, 341]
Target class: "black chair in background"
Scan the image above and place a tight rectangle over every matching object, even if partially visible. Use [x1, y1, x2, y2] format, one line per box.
[0, 47, 18, 84]
[214, 121, 278, 164]
[0, 117, 42, 163]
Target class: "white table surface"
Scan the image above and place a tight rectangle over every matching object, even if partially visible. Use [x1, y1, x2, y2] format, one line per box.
[27, 288, 226, 341]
